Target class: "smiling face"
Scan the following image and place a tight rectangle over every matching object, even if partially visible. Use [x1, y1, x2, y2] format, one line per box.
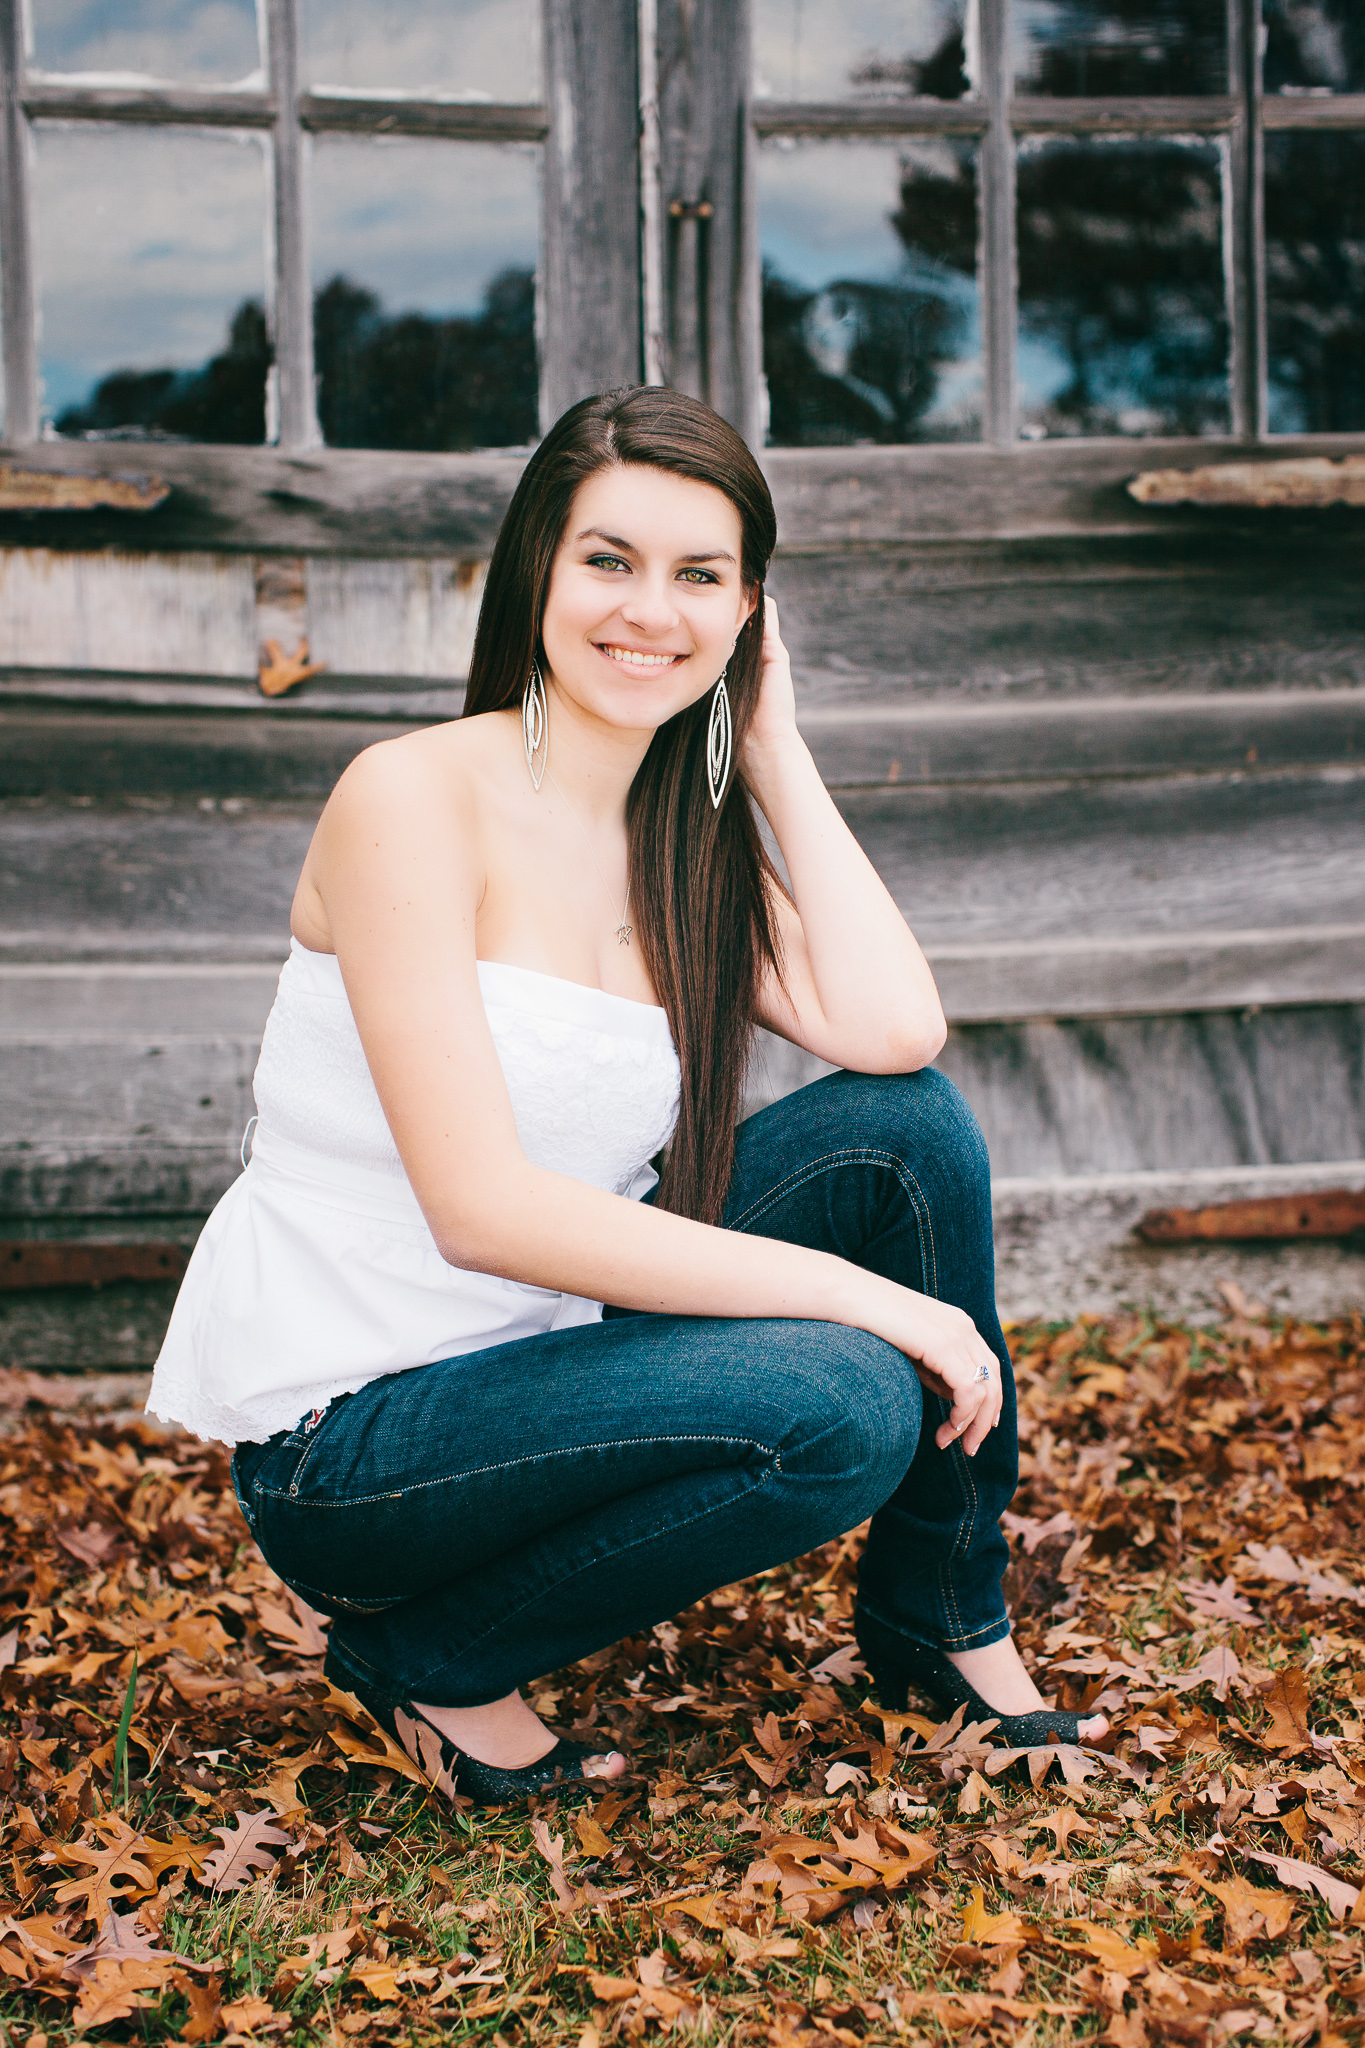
[538, 463, 756, 739]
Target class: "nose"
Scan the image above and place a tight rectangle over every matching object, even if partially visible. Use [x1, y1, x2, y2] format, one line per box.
[617, 573, 682, 638]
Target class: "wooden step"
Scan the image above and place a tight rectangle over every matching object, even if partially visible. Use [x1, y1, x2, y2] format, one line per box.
[2, 687, 1362, 798]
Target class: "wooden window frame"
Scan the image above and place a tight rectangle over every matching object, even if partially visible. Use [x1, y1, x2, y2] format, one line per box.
[751, 0, 1365, 448]
[1, 0, 1362, 558]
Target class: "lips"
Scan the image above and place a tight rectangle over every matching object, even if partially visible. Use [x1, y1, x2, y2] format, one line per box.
[595, 643, 686, 670]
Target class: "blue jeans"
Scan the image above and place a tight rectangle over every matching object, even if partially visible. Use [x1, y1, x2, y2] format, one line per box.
[230, 1068, 1016, 1709]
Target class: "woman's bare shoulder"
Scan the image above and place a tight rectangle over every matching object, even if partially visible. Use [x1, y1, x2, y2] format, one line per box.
[324, 711, 513, 827]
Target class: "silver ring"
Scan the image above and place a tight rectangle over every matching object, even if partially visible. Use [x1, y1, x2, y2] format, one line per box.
[976, 1362, 992, 1382]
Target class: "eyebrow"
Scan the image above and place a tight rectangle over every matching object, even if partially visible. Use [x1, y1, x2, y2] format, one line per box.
[575, 526, 737, 566]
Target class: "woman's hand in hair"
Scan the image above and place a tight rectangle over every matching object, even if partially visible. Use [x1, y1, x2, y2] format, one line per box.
[741, 596, 802, 767]
[867, 1288, 1003, 1456]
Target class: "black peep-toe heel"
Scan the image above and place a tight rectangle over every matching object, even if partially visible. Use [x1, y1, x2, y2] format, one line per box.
[328, 1654, 624, 1806]
[854, 1608, 1091, 1749]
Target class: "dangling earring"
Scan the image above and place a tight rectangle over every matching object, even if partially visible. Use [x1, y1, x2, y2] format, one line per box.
[522, 661, 548, 790]
[706, 668, 732, 810]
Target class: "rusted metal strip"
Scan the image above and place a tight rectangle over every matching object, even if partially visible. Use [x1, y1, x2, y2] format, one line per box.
[0, 1243, 190, 1291]
[1136, 1190, 1365, 1244]
[0, 465, 169, 513]
[1129, 456, 1365, 509]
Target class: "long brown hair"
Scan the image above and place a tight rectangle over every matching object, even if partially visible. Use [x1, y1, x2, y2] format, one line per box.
[463, 386, 784, 1226]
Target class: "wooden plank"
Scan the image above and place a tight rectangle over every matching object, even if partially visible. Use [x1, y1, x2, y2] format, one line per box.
[1263, 93, 1365, 129]
[0, 0, 37, 445]
[980, 0, 1015, 449]
[750, 99, 987, 138]
[798, 690, 1365, 789]
[3, 686, 1360, 799]
[3, 436, 1365, 553]
[298, 94, 547, 140]
[1227, 0, 1265, 441]
[939, 1003, 1365, 1177]
[770, 537, 1365, 703]
[930, 926, 1365, 1021]
[264, 0, 318, 451]
[657, 0, 753, 430]
[541, 0, 643, 423]
[1008, 95, 1238, 132]
[22, 81, 275, 127]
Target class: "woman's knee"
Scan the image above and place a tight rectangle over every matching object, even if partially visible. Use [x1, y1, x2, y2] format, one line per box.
[775, 1324, 921, 1519]
[837, 1066, 990, 1196]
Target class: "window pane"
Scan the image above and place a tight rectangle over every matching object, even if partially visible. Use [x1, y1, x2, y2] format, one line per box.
[760, 138, 981, 445]
[1265, 132, 1365, 433]
[33, 126, 269, 442]
[754, 0, 972, 101]
[310, 137, 539, 451]
[301, 0, 540, 101]
[1014, 0, 1227, 95]
[28, 0, 260, 84]
[1017, 137, 1228, 437]
[1264, 1, 1365, 93]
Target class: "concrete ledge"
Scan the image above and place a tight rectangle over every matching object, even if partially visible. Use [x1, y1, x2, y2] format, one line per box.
[994, 1158, 1365, 1323]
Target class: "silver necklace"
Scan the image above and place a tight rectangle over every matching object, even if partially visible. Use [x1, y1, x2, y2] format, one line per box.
[544, 768, 632, 946]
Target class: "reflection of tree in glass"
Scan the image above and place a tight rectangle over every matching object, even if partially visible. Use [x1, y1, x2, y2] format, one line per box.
[1016, 140, 1228, 437]
[55, 301, 272, 443]
[763, 149, 976, 446]
[847, 24, 969, 99]
[1265, 132, 1365, 434]
[1017, 0, 1226, 95]
[314, 268, 537, 450]
[1263, 0, 1365, 92]
[55, 268, 538, 449]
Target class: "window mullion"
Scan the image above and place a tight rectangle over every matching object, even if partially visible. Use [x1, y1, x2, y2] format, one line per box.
[264, 0, 318, 450]
[0, 0, 38, 442]
[1227, 0, 1265, 439]
[980, 0, 1016, 448]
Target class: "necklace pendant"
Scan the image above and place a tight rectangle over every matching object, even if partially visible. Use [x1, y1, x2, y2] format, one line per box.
[616, 921, 632, 947]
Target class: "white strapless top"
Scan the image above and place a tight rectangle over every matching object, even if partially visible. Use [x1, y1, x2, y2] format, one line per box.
[147, 940, 682, 1445]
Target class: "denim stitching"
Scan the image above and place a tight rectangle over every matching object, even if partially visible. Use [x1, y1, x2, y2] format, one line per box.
[729, 1148, 938, 1299]
[254, 1431, 777, 1512]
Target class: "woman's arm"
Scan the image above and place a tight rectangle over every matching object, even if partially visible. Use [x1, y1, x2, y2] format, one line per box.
[745, 600, 947, 1073]
[306, 734, 998, 1452]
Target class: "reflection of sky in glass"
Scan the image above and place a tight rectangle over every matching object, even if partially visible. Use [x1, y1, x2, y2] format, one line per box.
[31, 124, 267, 419]
[760, 137, 982, 443]
[753, 0, 973, 100]
[301, 0, 540, 101]
[1013, 0, 1227, 94]
[1263, 1, 1364, 92]
[28, 1, 262, 84]
[310, 137, 539, 318]
[1016, 135, 1229, 438]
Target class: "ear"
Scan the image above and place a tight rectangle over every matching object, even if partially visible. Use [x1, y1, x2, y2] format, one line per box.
[740, 582, 762, 628]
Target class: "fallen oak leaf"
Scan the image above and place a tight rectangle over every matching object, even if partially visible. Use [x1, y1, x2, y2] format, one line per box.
[962, 1888, 1039, 1945]
[1246, 1849, 1360, 1920]
[173, 1967, 224, 2043]
[1062, 1920, 1158, 1978]
[1192, 1873, 1296, 1948]
[1182, 1576, 1262, 1626]
[254, 1588, 328, 1659]
[327, 1706, 431, 1789]
[1257, 1667, 1314, 1756]
[530, 1817, 580, 1912]
[71, 1956, 161, 2031]
[51, 1819, 155, 1924]
[219, 1992, 277, 2032]
[198, 1810, 291, 1895]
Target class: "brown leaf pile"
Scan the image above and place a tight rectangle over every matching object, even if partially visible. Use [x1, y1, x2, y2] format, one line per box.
[1, 1306, 1362, 2045]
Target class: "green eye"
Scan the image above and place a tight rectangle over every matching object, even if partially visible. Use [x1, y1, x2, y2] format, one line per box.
[679, 568, 718, 584]
[587, 553, 629, 571]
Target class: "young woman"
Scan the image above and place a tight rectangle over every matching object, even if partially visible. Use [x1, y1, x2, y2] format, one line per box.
[150, 387, 1105, 1804]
